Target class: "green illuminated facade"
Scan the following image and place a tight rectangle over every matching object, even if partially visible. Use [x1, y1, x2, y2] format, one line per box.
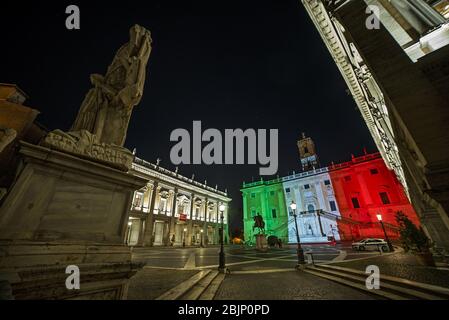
[242, 181, 288, 244]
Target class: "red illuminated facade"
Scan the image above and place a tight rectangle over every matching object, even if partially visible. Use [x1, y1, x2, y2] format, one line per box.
[328, 153, 420, 241]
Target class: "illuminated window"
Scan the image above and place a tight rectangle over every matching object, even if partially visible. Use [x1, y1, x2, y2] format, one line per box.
[133, 192, 143, 209]
[158, 198, 167, 213]
[351, 197, 360, 209]
[307, 204, 315, 213]
[329, 200, 337, 212]
[379, 192, 391, 205]
[251, 208, 256, 218]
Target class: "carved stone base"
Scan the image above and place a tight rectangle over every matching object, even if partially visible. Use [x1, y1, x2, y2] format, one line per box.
[0, 241, 141, 300]
[0, 142, 147, 299]
[255, 234, 268, 252]
[41, 130, 134, 171]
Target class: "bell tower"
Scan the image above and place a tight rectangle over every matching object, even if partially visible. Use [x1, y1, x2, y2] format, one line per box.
[297, 132, 320, 172]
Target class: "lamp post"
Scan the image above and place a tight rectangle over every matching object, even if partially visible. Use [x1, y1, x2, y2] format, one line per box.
[218, 203, 227, 273]
[200, 229, 204, 247]
[290, 201, 306, 268]
[126, 221, 132, 245]
[183, 228, 187, 247]
[377, 214, 394, 252]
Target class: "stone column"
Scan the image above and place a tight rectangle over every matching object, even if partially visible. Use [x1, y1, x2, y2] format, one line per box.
[168, 188, 178, 245]
[136, 218, 145, 246]
[316, 210, 325, 236]
[143, 181, 159, 246]
[187, 193, 195, 246]
[203, 198, 208, 246]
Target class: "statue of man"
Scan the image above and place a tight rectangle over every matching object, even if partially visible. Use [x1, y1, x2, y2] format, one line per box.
[71, 24, 152, 147]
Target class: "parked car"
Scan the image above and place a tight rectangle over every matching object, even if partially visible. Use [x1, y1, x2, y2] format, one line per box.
[352, 238, 390, 252]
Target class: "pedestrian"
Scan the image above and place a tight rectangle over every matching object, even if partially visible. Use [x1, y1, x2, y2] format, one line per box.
[278, 238, 282, 248]
[170, 234, 175, 246]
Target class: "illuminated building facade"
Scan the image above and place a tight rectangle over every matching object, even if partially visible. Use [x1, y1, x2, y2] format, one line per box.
[301, 0, 449, 252]
[242, 135, 419, 243]
[127, 157, 231, 247]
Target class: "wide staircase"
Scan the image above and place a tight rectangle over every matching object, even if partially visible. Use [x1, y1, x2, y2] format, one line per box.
[156, 270, 225, 300]
[304, 264, 449, 300]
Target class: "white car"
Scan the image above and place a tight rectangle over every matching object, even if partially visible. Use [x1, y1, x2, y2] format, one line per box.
[352, 238, 390, 252]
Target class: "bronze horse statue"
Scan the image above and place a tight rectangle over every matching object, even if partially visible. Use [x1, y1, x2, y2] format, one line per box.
[253, 214, 265, 234]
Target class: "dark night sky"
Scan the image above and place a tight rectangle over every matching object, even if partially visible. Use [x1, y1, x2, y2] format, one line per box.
[1, 0, 376, 232]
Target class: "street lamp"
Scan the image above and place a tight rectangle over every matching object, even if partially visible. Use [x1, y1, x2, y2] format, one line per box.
[183, 228, 187, 247]
[290, 201, 306, 268]
[200, 229, 204, 247]
[377, 214, 394, 252]
[218, 203, 227, 273]
[126, 221, 132, 245]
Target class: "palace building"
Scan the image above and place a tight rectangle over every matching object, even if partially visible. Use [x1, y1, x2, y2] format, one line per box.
[301, 0, 449, 252]
[242, 134, 419, 244]
[126, 157, 231, 247]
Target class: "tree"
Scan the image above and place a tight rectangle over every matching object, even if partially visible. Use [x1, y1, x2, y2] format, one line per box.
[395, 211, 431, 253]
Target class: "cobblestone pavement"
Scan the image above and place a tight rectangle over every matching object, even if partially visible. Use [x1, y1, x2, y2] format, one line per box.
[131, 244, 380, 271]
[128, 245, 384, 300]
[332, 252, 449, 288]
[214, 271, 378, 300]
[127, 269, 198, 300]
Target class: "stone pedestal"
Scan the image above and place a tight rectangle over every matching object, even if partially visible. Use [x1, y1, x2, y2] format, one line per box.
[255, 234, 268, 252]
[0, 142, 147, 299]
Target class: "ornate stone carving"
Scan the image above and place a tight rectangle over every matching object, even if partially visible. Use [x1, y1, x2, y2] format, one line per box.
[41, 129, 133, 171]
[71, 24, 152, 147]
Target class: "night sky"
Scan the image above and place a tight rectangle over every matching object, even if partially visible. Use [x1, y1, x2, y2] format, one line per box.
[1, 0, 376, 232]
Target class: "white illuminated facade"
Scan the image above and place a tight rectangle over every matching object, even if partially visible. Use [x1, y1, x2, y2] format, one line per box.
[126, 157, 231, 247]
[284, 169, 341, 243]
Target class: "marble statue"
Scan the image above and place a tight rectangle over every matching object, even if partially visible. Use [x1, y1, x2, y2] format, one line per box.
[71, 24, 152, 147]
[42, 25, 152, 171]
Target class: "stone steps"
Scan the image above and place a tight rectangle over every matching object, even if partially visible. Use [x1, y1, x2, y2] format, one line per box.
[304, 264, 449, 300]
[155, 269, 224, 300]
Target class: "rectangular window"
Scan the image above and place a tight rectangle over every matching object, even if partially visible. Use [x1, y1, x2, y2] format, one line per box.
[329, 200, 337, 212]
[272, 209, 277, 218]
[370, 168, 379, 175]
[285, 188, 291, 193]
[379, 192, 391, 205]
[324, 180, 331, 186]
[250, 193, 256, 198]
[351, 197, 360, 209]
[270, 191, 275, 196]
[251, 209, 256, 217]
[344, 176, 352, 182]
[304, 184, 310, 189]
[133, 192, 143, 209]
